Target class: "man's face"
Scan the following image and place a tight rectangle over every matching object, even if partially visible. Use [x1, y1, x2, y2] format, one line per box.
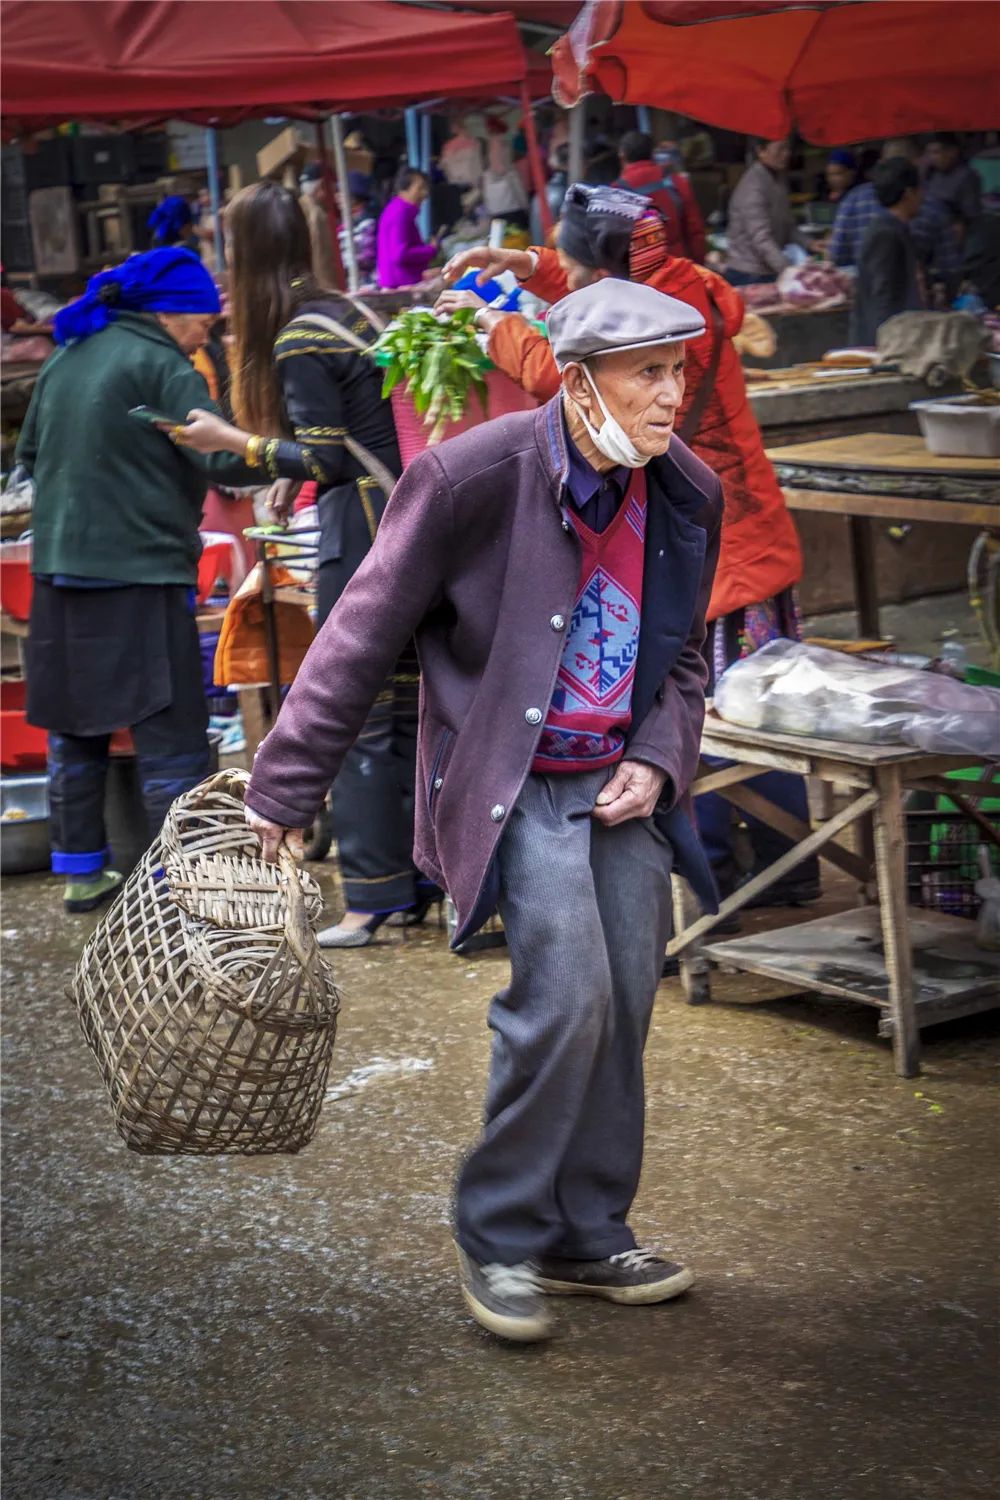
[825, 161, 854, 197]
[157, 312, 217, 354]
[928, 142, 958, 173]
[899, 183, 923, 221]
[759, 139, 791, 173]
[556, 248, 607, 293]
[564, 343, 687, 458]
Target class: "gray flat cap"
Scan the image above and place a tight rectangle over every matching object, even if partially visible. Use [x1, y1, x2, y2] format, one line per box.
[548, 278, 706, 369]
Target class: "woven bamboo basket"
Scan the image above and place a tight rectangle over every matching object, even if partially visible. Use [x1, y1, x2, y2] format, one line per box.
[73, 770, 340, 1155]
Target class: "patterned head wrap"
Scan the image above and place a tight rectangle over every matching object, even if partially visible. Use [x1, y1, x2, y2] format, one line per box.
[558, 182, 671, 282]
[628, 211, 670, 283]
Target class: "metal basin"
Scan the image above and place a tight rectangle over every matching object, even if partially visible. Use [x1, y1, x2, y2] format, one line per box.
[1, 774, 51, 875]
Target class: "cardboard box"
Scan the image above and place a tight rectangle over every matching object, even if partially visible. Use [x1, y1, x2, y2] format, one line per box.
[29, 186, 80, 275]
[256, 126, 314, 180]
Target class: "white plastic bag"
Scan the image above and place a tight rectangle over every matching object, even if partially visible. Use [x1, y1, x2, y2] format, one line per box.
[715, 640, 1000, 757]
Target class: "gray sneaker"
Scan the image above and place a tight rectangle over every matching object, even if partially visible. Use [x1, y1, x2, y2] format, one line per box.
[455, 1246, 553, 1342]
[535, 1247, 694, 1305]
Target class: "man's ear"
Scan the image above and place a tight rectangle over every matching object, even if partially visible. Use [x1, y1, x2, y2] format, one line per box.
[562, 361, 590, 407]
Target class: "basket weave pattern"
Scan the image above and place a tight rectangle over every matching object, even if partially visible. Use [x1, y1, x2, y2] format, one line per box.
[73, 771, 340, 1155]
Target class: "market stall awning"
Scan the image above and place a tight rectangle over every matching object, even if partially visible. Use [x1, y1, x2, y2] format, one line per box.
[0, 0, 528, 131]
[424, 0, 580, 22]
[552, 0, 1000, 145]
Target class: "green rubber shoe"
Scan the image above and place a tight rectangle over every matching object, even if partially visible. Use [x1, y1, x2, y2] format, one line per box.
[64, 869, 124, 914]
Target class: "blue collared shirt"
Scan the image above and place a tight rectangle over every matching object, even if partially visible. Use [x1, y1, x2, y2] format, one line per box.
[829, 181, 961, 278]
[563, 413, 629, 535]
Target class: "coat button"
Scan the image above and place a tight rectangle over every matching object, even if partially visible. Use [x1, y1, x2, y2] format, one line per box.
[550, 614, 566, 631]
[525, 707, 542, 725]
[490, 804, 506, 823]
[433, 777, 444, 791]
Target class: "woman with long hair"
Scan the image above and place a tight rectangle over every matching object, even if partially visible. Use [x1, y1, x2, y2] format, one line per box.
[175, 180, 433, 946]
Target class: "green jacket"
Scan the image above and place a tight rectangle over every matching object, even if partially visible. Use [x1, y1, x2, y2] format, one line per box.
[16, 313, 252, 586]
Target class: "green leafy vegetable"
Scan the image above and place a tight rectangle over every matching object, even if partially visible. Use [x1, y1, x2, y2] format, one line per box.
[374, 309, 489, 444]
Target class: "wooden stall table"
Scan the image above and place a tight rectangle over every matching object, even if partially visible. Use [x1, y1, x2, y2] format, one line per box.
[669, 712, 1000, 1078]
[767, 433, 1000, 638]
[748, 367, 934, 445]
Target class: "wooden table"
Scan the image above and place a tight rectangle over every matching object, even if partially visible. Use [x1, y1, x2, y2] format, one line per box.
[670, 714, 1000, 1077]
[767, 433, 1000, 637]
[748, 369, 932, 445]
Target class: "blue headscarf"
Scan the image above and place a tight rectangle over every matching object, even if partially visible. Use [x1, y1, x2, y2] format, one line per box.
[148, 194, 194, 245]
[828, 148, 858, 170]
[53, 247, 221, 345]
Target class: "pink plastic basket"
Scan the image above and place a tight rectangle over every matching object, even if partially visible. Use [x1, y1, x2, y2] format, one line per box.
[391, 370, 538, 468]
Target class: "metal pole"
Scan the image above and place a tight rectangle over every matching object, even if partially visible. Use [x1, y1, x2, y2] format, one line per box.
[256, 540, 283, 725]
[205, 127, 224, 273]
[419, 110, 433, 241]
[329, 114, 360, 294]
[568, 103, 585, 185]
[404, 107, 421, 169]
[315, 119, 347, 291]
[636, 105, 652, 136]
[520, 80, 552, 238]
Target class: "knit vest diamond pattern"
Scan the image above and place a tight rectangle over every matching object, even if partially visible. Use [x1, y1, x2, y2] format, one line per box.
[533, 471, 647, 774]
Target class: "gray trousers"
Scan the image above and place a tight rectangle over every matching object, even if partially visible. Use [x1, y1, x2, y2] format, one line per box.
[455, 770, 674, 1266]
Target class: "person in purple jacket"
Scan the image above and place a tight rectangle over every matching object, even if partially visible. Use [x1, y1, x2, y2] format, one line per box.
[241, 280, 722, 1344]
[375, 167, 437, 290]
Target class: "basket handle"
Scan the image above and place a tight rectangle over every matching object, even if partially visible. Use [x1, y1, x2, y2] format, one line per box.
[277, 842, 317, 970]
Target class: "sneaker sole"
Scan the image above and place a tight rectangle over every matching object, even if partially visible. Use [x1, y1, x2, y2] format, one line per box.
[535, 1265, 695, 1305]
[459, 1284, 553, 1342]
[64, 887, 122, 914]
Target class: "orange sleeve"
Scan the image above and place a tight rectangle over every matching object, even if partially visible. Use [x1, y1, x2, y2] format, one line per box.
[191, 346, 220, 403]
[487, 315, 561, 402]
[520, 246, 571, 305]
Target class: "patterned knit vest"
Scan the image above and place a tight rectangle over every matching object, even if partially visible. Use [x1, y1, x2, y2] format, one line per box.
[533, 470, 647, 774]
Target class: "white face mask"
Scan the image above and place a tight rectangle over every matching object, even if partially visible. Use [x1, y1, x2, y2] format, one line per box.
[571, 363, 651, 468]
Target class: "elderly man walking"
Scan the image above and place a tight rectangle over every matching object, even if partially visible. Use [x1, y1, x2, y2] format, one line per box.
[243, 280, 722, 1342]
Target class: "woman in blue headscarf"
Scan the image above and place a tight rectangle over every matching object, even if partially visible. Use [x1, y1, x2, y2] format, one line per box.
[16, 247, 254, 914]
[148, 194, 195, 248]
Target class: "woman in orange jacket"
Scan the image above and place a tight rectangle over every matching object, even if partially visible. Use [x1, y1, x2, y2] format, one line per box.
[439, 184, 818, 910]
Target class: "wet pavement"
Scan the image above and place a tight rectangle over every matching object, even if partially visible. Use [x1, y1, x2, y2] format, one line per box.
[2, 865, 998, 1500]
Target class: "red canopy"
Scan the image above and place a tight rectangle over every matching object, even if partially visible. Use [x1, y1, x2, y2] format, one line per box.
[0, 0, 528, 131]
[440, 0, 580, 21]
[552, 0, 1000, 144]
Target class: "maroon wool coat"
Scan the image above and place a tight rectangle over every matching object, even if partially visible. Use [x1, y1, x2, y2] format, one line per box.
[246, 396, 723, 944]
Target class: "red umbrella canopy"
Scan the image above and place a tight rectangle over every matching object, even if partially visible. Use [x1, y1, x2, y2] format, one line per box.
[428, 0, 580, 20]
[0, 0, 528, 130]
[552, 0, 1000, 144]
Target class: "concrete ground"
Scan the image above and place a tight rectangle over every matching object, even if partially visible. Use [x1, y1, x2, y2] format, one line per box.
[802, 587, 994, 669]
[2, 855, 998, 1500]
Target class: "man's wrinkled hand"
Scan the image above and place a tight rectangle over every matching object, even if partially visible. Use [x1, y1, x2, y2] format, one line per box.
[245, 807, 305, 864]
[592, 760, 667, 828]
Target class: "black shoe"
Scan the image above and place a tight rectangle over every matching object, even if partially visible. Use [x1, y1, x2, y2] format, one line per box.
[455, 1246, 553, 1342]
[535, 1247, 694, 1305]
[738, 871, 821, 909]
[401, 890, 445, 928]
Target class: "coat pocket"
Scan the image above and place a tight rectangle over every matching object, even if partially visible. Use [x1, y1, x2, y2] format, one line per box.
[426, 727, 455, 814]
